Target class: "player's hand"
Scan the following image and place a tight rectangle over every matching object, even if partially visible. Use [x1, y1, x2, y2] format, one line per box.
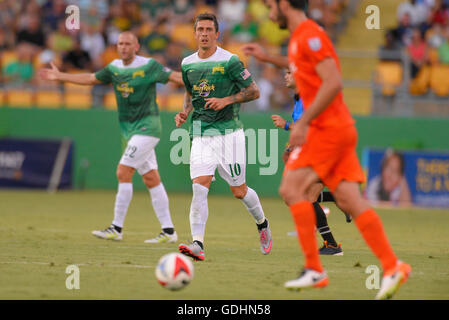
[271, 115, 286, 129]
[241, 43, 268, 62]
[282, 148, 291, 164]
[289, 120, 308, 147]
[38, 62, 60, 81]
[204, 97, 229, 111]
[175, 112, 188, 127]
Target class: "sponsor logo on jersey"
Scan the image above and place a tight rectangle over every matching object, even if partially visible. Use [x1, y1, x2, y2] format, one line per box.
[132, 70, 145, 79]
[212, 66, 225, 74]
[193, 79, 215, 97]
[116, 82, 134, 98]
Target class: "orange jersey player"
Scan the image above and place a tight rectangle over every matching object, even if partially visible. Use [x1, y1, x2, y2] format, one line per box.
[265, 0, 411, 300]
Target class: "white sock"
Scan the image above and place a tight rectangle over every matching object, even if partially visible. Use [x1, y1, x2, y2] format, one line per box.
[112, 183, 133, 228]
[241, 187, 266, 224]
[149, 183, 174, 230]
[190, 183, 209, 244]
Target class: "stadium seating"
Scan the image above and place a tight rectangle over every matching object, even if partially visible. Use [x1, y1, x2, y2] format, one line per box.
[375, 61, 403, 96]
[35, 90, 63, 109]
[165, 92, 184, 111]
[430, 65, 449, 97]
[5, 89, 34, 108]
[103, 90, 117, 110]
[63, 82, 92, 109]
[409, 65, 431, 96]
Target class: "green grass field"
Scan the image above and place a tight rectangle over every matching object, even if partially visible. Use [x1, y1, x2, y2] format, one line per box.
[1, 190, 448, 300]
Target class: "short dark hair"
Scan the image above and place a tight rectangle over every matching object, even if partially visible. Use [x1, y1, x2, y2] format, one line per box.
[194, 13, 219, 32]
[276, 0, 309, 11]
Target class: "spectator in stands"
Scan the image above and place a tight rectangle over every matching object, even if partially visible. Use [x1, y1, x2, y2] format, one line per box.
[255, 64, 276, 111]
[62, 40, 93, 71]
[49, 20, 75, 54]
[438, 26, 449, 63]
[16, 14, 45, 50]
[42, 0, 67, 32]
[171, 0, 196, 23]
[397, 0, 430, 27]
[2, 43, 35, 85]
[218, 0, 247, 32]
[230, 12, 259, 43]
[140, 17, 171, 55]
[379, 30, 403, 62]
[394, 12, 415, 46]
[408, 28, 429, 78]
[430, 0, 449, 26]
[80, 24, 106, 69]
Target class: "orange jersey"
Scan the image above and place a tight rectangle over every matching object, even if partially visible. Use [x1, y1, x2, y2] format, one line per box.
[288, 19, 354, 129]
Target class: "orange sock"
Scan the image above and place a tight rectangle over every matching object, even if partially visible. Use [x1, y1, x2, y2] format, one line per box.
[355, 209, 398, 271]
[290, 201, 323, 273]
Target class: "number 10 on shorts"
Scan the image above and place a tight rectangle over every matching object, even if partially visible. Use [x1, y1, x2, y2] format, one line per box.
[229, 163, 241, 177]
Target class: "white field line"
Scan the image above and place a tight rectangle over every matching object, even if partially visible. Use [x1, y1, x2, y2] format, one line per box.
[0, 261, 154, 269]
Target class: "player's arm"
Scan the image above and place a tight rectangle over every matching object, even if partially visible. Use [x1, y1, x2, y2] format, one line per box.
[204, 81, 260, 110]
[241, 43, 289, 68]
[175, 91, 193, 127]
[289, 58, 343, 146]
[168, 71, 184, 86]
[39, 62, 102, 85]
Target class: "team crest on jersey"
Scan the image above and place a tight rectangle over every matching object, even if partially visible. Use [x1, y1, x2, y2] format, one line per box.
[308, 37, 322, 51]
[193, 79, 215, 97]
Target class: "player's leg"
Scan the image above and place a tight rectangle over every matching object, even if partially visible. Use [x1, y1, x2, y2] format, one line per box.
[333, 180, 411, 299]
[179, 135, 216, 261]
[178, 175, 212, 261]
[316, 191, 352, 223]
[279, 166, 328, 289]
[229, 183, 272, 255]
[308, 183, 343, 255]
[92, 163, 134, 240]
[142, 169, 177, 244]
[218, 129, 272, 255]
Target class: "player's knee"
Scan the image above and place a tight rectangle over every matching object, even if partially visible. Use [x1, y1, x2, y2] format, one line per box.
[231, 186, 247, 199]
[116, 166, 134, 182]
[142, 170, 160, 188]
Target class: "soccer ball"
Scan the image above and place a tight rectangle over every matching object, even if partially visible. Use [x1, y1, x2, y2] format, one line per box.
[155, 253, 194, 290]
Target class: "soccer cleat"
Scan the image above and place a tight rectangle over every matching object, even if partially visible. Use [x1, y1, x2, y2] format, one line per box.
[319, 241, 344, 256]
[144, 231, 178, 244]
[284, 268, 329, 291]
[375, 261, 412, 300]
[258, 219, 272, 255]
[178, 242, 205, 261]
[92, 225, 122, 241]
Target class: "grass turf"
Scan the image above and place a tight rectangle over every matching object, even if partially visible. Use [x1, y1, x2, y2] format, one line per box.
[0, 190, 448, 300]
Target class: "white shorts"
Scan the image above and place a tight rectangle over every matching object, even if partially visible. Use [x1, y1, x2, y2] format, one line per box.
[119, 135, 159, 176]
[190, 129, 246, 186]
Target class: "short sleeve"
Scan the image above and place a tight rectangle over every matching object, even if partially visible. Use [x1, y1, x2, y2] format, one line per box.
[94, 65, 112, 84]
[148, 60, 172, 84]
[227, 55, 253, 89]
[299, 30, 334, 67]
[181, 65, 193, 93]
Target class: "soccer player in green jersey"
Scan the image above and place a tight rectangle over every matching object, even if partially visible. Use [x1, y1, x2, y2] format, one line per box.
[39, 32, 184, 243]
[174, 13, 272, 261]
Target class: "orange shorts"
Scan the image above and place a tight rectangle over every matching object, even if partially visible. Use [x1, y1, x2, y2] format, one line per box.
[285, 124, 365, 192]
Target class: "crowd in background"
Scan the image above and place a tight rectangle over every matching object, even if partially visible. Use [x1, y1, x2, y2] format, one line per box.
[0, 0, 350, 111]
[380, 0, 449, 80]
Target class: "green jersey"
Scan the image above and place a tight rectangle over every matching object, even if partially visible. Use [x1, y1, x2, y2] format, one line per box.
[95, 55, 172, 140]
[181, 46, 253, 137]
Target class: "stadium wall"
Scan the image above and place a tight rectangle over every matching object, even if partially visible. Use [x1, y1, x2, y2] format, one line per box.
[1, 107, 448, 196]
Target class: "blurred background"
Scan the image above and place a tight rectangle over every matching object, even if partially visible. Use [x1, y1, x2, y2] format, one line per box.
[0, 0, 448, 209]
